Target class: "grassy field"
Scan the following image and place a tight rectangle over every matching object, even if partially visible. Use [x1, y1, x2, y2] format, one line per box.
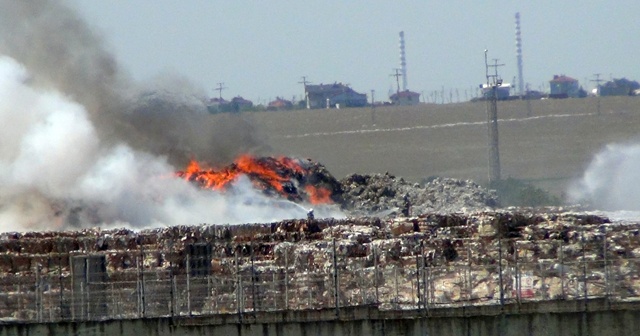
[237, 96, 640, 199]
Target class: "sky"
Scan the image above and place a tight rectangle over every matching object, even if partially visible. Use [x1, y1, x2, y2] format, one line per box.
[66, 1, 640, 105]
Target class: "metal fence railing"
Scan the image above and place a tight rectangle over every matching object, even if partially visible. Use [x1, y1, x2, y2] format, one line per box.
[1, 232, 640, 323]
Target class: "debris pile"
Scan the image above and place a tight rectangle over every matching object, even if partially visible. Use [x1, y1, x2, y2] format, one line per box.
[340, 173, 499, 216]
[0, 210, 639, 321]
[179, 156, 500, 217]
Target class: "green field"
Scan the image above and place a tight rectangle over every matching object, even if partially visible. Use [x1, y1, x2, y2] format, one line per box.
[239, 96, 640, 199]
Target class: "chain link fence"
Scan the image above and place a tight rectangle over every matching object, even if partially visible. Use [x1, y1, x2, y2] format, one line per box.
[1, 232, 639, 323]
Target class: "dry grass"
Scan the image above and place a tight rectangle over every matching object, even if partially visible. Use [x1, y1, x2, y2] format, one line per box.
[234, 96, 640, 198]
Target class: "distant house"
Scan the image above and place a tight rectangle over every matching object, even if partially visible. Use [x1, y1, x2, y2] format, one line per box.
[230, 96, 253, 111]
[599, 78, 640, 96]
[207, 96, 253, 113]
[549, 75, 582, 98]
[480, 83, 512, 100]
[389, 90, 421, 105]
[305, 83, 368, 109]
[267, 97, 293, 111]
[207, 97, 229, 113]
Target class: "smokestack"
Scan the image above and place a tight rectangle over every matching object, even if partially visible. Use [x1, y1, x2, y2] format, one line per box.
[515, 12, 525, 98]
[399, 31, 408, 92]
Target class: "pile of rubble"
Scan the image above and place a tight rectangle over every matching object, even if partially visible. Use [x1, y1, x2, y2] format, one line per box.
[340, 173, 499, 217]
[1, 209, 640, 321]
[179, 156, 500, 217]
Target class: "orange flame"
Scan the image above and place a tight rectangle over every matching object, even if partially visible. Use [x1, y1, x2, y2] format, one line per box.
[305, 185, 333, 204]
[177, 155, 333, 204]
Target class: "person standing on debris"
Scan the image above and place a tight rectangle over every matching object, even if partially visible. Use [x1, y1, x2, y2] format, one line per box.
[402, 194, 411, 217]
[307, 208, 315, 221]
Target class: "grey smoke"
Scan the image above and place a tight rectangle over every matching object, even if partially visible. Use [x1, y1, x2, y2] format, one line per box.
[0, 0, 264, 166]
[0, 1, 333, 232]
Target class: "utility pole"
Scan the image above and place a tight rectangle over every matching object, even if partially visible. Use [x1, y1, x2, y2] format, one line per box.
[214, 82, 227, 100]
[591, 73, 604, 115]
[390, 68, 402, 94]
[298, 76, 311, 109]
[370, 89, 376, 124]
[483, 50, 504, 184]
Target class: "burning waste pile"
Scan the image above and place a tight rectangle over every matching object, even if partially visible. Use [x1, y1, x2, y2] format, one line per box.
[177, 156, 500, 219]
[0, 1, 501, 232]
[177, 155, 340, 206]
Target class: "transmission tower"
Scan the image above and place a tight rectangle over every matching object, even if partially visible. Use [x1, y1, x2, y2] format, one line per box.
[515, 12, 525, 99]
[399, 31, 408, 91]
[484, 50, 505, 184]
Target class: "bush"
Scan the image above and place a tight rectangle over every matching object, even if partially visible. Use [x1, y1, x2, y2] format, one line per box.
[489, 178, 561, 207]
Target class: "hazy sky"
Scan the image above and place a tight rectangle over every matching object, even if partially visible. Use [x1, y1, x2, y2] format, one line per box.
[67, 1, 640, 104]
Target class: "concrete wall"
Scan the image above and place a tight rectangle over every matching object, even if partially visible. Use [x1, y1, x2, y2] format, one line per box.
[2, 299, 639, 336]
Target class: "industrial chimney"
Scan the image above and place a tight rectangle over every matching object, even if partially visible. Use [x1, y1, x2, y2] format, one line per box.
[399, 31, 408, 92]
[515, 12, 525, 98]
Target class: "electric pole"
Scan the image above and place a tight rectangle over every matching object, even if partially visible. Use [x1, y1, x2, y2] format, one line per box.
[215, 82, 227, 100]
[298, 76, 311, 109]
[370, 89, 376, 124]
[484, 50, 504, 184]
[591, 73, 604, 115]
[390, 69, 402, 94]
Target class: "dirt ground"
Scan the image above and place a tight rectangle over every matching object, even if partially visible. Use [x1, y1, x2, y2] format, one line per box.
[233, 96, 640, 199]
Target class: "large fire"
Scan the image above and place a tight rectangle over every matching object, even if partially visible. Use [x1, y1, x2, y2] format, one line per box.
[177, 155, 336, 204]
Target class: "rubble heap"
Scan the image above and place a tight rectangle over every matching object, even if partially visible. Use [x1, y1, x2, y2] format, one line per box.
[340, 173, 499, 216]
[0, 209, 639, 321]
[178, 156, 499, 216]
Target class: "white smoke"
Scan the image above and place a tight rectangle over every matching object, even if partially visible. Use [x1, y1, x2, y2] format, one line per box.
[568, 142, 640, 211]
[0, 56, 340, 232]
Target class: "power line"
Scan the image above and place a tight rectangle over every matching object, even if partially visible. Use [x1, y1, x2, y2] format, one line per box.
[298, 76, 311, 87]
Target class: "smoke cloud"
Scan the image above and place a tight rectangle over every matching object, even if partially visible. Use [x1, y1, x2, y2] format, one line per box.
[0, 0, 264, 166]
[0, 1, 337, 232]
[568, 141, 640, 211]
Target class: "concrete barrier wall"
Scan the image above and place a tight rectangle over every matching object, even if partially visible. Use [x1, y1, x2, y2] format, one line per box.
[2, 299, 639, 336]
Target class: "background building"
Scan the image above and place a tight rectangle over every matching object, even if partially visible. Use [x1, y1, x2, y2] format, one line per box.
[267, 97, 294, 111]
[549, 75, 582, 98]
[599, 78, 640, 96]
[390, 90, 421, 105]
[305, 83, 367, 109]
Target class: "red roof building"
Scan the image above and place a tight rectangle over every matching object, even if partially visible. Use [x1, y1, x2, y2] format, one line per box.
[267, 97, 293, 110]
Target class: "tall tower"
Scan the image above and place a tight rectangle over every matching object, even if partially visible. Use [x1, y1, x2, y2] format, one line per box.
[399, 31, 408, 91]
[515, 12, 525, 98]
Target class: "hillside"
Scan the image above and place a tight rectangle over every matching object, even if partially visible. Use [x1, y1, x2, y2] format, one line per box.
[242, 96, 640, 200]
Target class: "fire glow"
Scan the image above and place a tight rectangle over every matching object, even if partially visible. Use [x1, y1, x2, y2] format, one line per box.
[177, 155, 334, 205]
